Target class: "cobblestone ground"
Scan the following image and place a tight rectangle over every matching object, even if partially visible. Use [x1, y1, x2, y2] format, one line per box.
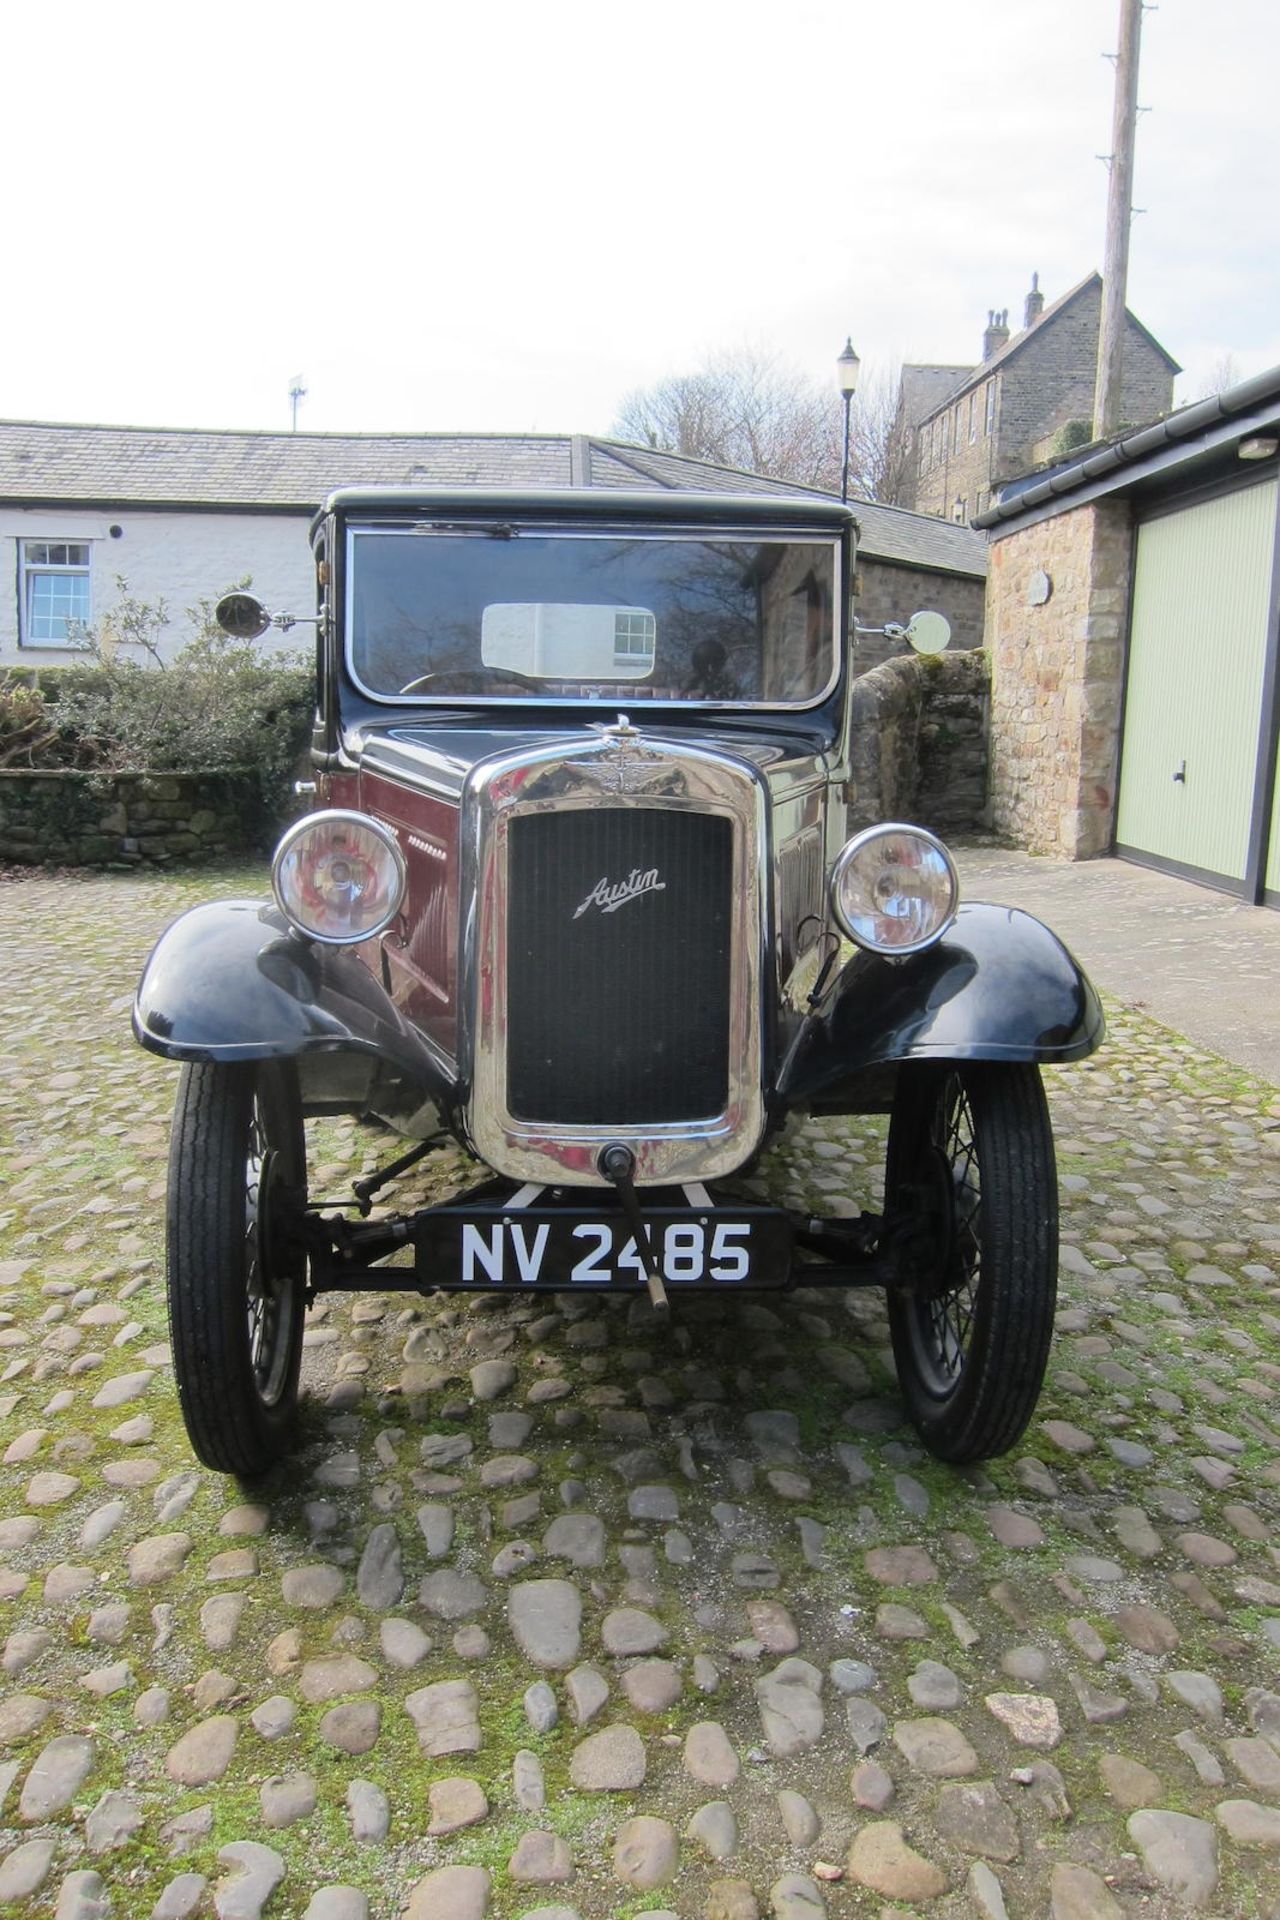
[2, 866, 1280, 1920]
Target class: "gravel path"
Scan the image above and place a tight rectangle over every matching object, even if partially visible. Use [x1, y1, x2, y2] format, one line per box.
[1, 864, 1280, 1918]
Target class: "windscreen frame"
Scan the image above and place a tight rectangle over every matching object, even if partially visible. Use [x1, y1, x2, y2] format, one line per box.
[342, 519, 844, 712]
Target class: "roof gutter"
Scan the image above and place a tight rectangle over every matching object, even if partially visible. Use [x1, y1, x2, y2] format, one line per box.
[974, 364, 1280, 530]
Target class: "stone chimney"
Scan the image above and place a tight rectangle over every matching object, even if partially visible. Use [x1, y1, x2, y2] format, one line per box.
[982, 308, 1010, 360]
[1024, 272, 1045, 329]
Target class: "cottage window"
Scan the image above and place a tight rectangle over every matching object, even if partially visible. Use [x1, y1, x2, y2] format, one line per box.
[984, 382, 996, 436]
[20, 541, 92, 646]
[968, 395, 977, 444]
[613, 609, 656, 667]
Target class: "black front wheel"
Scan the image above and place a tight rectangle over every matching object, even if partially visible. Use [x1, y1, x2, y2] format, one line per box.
[886, 1062, 1057, 1464]
[167, 1061, 307, 1475]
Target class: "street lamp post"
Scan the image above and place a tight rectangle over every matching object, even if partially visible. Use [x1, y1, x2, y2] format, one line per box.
[836, 337, 861, 503]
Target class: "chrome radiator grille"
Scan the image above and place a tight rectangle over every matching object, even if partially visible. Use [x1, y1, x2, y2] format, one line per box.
[506, 808, 733, 1125]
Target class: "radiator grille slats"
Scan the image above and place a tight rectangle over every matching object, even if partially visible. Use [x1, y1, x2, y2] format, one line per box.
[506, 810, 733, 1124]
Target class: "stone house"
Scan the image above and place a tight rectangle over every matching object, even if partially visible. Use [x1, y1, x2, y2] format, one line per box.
[976, 363, 1280, 908]
[842, 499, 985, 675]
[0, 422, 985, 671]
[898, 273, 1180, 523]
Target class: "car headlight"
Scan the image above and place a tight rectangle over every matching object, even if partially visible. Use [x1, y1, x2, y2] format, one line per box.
[830, 824, 958, 955]
[271, 810, 407, 945]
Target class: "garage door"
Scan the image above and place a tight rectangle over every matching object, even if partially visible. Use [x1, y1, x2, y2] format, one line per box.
[1116, 478, 1277, 893]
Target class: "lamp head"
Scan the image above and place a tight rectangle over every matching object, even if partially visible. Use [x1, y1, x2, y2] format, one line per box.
[837, 338, 861, 397]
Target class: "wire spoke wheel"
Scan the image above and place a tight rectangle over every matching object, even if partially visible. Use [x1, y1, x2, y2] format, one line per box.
[887, 1062, 1058, 1463]
[244, 1116, 293, 1406]
[908, 1078, 983, 1392]
[167, 1061, 307, 1475]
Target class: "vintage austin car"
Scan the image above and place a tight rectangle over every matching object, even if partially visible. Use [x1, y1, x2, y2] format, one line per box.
[134, 487, 1103, 1476]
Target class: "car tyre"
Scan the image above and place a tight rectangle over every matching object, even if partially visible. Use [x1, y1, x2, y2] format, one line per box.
[886, 1061, 1057, 1464]
[167, 1060, 307, 1476]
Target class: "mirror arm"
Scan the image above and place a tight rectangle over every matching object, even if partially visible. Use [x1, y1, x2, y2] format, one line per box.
[854, 610, 950, 656]
[271, 605, 327, 634]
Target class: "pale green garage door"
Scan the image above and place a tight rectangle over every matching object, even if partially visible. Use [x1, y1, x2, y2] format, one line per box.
[1116, 478, 1278, 891]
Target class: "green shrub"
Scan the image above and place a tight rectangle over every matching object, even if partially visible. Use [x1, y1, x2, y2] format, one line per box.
[1050, 418, 1094, 458]
[0, 674, 75, 767]
[34, 583, 314, 805]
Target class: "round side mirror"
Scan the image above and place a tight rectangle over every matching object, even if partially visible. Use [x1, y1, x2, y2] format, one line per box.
[216, 592, 272, 641]
[905, 610, 951, 656]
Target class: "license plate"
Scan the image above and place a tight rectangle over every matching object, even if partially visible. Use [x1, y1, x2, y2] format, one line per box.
[415, 1205, 791, 1289]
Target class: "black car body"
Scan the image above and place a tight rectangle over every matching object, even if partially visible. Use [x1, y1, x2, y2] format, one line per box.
[135, 487, 1103, 1474]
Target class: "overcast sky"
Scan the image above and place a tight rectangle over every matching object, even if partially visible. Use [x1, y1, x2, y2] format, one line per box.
[4, 0, 1276, 439]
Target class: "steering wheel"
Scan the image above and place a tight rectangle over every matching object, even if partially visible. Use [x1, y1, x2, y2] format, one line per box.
[399, 669, 541, 696]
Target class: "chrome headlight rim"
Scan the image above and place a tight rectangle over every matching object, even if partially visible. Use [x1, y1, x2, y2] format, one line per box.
[829, 822, 959, 957]
[271, 808, 407, 947]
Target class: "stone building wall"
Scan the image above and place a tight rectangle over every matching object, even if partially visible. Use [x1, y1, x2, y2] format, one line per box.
[0, 769, 266, 866]
[845, 648, 990, 837]
[852, 560, 987, 676]
[996, 285, 1174, 480]
[913, 379, 999, 521]
[912, 284, 1176, 522]
[985, 498, 1133, 857]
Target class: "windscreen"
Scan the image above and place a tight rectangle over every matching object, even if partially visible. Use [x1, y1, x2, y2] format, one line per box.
[347, 527, 838, 705]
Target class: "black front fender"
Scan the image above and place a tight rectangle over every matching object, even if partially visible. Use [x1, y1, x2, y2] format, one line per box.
[780, 901, 1104, 1111]
[133, 900, 455, 1106]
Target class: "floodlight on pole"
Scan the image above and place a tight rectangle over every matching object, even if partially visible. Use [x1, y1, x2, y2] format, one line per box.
[836, 338, 861, 503]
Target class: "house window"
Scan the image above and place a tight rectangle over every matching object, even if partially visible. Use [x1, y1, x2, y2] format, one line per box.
[968, 395, 977, 444]
[984, 382, 996, 436]
[953, 408, 963, 455]
[952, 497, 968, 524]
[20, 541, 92, 646]
[613, 609, 655, 667]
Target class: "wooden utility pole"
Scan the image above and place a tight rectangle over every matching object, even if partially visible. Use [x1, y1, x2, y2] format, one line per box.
[1093, 0, 1143, 440]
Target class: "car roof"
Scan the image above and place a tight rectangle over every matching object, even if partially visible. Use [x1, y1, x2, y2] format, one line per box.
[317, 485, 855, 535]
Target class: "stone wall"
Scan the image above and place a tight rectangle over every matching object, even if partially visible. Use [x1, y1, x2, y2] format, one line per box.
[985, 498, 1132, 857]
[0, 769, 266, 866]
[845, 648, 990, 837]
[852, 560, 987, 676]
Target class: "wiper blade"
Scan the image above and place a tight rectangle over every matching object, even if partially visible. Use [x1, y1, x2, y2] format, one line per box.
[409, 520, 517, 538]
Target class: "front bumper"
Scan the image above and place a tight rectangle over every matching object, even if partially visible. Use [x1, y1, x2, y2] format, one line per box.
[302, 1178, 896, 1299]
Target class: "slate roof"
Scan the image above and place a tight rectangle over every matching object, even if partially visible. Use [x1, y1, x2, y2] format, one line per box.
[904, 274, 1181, 427]
[0, 420, 986, 578]
[899, 364, 971, 428]
[850, 498, 986, 576]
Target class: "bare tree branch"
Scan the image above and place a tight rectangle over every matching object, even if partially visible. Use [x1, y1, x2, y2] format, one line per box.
[845, 361, 914, 507]
[1192, 353, 1242, 402]
[612, 348, 912, 505]
[613, 349, 842, 492]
